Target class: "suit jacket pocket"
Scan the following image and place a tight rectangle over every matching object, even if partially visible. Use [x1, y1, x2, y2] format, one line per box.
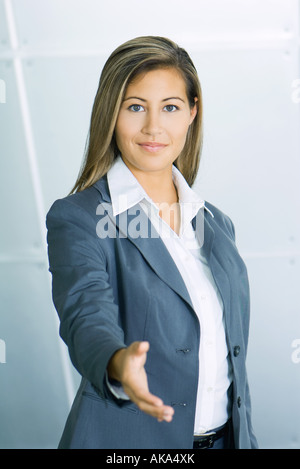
[82, 390, 139, 414]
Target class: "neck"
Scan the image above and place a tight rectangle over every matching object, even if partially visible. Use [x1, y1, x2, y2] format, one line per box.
[123, 161, 178, 205]
[137, 171, 178, 205]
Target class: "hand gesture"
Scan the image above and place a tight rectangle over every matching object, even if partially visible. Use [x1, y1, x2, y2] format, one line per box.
[107, 341, 174, 423]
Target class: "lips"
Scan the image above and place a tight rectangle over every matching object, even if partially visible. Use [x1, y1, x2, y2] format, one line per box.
[138, 142, 168, 153]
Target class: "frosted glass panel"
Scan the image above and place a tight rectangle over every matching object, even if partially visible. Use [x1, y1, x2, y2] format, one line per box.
[12, 0, 297, 51]
[22, 56, 104, 209]
[0, 59, 42, 254]
[246, 256, 300, 448]
[1, 0, 299, 450]
[192, 48, 300, 255]
[0, 1, 9, 52]
[0, 263, 70, 449]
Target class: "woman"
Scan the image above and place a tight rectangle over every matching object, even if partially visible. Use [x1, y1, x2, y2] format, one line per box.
[46, 36, 258, 449]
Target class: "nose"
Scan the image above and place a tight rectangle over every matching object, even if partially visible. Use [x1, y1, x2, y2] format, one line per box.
[141, 109, 163, 137]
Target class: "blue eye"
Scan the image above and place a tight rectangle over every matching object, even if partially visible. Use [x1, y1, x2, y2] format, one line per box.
[164, 105, 178, 112]
[129, 104, 144, 112]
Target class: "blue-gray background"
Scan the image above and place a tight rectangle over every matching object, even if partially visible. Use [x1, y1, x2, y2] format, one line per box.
[0, 0, 299, 449]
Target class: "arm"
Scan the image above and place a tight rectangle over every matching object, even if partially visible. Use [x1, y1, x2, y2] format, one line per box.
[46, 198, 173, 422]
[46, 197, 126, 397]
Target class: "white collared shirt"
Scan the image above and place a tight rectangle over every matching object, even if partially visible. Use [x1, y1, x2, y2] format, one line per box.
[106, 156, 232, 434]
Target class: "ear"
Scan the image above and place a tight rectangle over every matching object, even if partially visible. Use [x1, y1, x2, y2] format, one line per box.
[189, 97, 198, 125]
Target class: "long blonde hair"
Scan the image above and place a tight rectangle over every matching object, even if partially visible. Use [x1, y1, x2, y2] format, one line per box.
[70, 36, 203, 193]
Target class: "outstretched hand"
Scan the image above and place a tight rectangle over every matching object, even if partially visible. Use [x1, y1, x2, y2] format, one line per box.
[107, 341, 174, 423]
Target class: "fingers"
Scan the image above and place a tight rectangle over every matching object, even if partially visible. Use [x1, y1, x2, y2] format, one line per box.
[127, 386, 174, 423]
[117, 340, 175, 423]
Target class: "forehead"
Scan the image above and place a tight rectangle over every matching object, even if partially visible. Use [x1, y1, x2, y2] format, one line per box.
[124, 68, 188, 98]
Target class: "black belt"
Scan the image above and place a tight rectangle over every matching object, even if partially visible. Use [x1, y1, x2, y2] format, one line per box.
[193, 421, 229, 449]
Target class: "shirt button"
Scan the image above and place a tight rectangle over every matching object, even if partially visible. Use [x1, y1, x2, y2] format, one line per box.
[233, 345, 240, 357]
[237, 396, 242, 408]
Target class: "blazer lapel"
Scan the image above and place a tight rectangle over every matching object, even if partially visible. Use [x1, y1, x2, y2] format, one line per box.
[94, 177, 194, 311]
[123, 208, 195, 310]
[198, 211, 232, 326]
[95, 177, 232, 322]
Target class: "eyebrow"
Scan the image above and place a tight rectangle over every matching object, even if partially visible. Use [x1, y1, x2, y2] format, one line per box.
[123, 96, 185, 103]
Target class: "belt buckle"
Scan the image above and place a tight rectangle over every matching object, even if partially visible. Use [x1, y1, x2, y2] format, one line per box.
[206, 435, 215, 449]
[194, 431, 216, 449]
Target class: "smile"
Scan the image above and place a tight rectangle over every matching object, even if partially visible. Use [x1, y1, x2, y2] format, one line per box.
[138, 142, 168, 153]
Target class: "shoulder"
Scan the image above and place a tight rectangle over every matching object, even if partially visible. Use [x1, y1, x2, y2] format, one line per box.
[46, 177, 109, 222]
[204, 201, 236, 241]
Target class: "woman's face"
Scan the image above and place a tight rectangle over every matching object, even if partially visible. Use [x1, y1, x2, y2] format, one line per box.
[115, 67, 197, 178]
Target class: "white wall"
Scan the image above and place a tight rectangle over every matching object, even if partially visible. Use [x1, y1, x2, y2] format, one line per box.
[0, 0, 299, 448]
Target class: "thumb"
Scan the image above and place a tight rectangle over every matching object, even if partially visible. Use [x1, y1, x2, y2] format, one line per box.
[136, 341, 150, 354]
[129, 342, 150, 367]
[130, 341, 149, 355]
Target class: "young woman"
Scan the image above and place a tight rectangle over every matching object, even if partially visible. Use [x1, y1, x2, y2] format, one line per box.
[46, 36, 258, 449]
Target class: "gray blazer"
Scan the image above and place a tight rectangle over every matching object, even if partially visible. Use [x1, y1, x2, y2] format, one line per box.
[46, 176, 258, 449]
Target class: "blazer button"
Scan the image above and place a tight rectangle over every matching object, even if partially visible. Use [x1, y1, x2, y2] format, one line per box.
[233, 345, 240, 357]
[237, 396, 242, 408]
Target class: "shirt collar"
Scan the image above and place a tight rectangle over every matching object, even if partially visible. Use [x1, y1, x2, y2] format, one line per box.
[107, 155, 213, 221]
[107, 155, 151, 216]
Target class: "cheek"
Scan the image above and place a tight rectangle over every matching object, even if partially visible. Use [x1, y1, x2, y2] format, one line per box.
[115, 119, 140, 145]
[169, 120, 191, 144]
[115, 127, 130, 149]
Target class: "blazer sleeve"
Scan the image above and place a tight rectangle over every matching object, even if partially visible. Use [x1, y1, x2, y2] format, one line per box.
[46, 197, 126, 397]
